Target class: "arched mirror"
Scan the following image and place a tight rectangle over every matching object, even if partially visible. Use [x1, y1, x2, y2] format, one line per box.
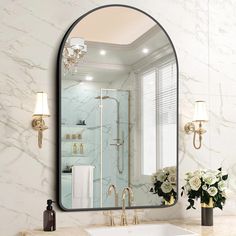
[57, 4, 178, 211]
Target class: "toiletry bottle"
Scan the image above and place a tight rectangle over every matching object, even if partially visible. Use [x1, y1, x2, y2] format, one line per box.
[43, 199, 56, 231]
[79, 143, 84, 154]
[72, 143, 78, 155]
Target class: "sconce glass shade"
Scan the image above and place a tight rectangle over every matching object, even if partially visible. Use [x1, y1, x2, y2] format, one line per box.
[193, 101, 208, 121]
[33, 92, 50, 117]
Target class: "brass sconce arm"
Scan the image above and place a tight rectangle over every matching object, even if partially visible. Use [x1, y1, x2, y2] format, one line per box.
[184, 121, 206, 149]
[32, 92, 50, 148]
[185, 101, 208, 149]
[32, 116, 48, 148]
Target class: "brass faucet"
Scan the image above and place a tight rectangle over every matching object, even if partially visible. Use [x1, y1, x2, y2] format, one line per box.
[103, 211, 115, 226]
[133, 209, 140, 225]
[120, 187, 134, 226]
[108, 184, 118, 207]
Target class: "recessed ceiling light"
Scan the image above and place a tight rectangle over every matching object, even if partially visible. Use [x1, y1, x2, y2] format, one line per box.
[100, 50, 106, 55]
[142, 48, 149, 54]
[85, 75, 93, 81]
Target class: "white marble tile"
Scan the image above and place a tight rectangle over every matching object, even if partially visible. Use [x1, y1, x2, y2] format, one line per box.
[208, 0, 236, 96]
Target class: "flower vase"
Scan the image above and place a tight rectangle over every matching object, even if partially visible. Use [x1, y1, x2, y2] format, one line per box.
[201, 198, 213, 226]
[164, 195, 175, 206]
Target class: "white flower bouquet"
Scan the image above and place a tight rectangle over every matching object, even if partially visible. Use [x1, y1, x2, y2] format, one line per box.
[150, 166, 177, 204]
[181, 168, 228, 210]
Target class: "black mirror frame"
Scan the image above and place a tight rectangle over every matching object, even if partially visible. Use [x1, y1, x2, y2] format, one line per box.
[56, 4, 179, 212]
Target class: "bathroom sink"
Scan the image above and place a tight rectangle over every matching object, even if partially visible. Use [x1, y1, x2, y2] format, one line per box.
[85, 223, 198, 236]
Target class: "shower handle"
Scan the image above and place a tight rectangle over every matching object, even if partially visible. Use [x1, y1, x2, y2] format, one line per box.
[110, 139, 124, 147]
[110, 143, 123, 147]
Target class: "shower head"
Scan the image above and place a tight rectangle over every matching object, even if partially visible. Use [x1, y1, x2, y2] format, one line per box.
[94, 96, 110, 99]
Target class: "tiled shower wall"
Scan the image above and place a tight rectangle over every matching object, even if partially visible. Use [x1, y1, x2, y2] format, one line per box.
[1, 1, 236, 235]
[61, 81, 129, 208]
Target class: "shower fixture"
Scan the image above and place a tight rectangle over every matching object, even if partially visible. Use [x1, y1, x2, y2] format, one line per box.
[95, 95, 124, 174]
[94, 96, 110, 99]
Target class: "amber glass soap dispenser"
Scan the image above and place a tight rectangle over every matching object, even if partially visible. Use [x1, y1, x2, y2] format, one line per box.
[43, 199, 56, 231]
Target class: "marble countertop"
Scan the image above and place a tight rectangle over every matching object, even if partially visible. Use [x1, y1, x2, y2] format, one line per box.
[169, 216, 236, 236]
[21, 216, 236, 236]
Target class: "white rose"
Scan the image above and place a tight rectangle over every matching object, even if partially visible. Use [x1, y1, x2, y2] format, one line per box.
[151, 175, 157, 183]
[189, 176, 201, 191]
[193, 170, 202, 178]
[155, 171, 167, 182]
[207, 186, 218, 197]
[202, 184, 208, 191]
[221, 190, 226, 198]
[218, 181, 226, 191]
[168, 174, 176, 184]
[161, 181, 173, 193]
[203, 172, 218, 185]
[185, 171, 194, 180]
[164, 166, 176, 175]
[184, 183, 191, 194]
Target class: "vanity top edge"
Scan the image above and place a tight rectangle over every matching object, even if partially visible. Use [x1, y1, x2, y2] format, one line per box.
[21, 216, 236, 236]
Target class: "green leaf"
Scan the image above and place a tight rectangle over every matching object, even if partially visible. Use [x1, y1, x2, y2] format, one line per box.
[186, 205, 191, 210]
[222, 175, 228, 181]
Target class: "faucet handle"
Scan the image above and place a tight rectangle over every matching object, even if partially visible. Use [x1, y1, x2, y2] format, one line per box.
[120, 212, 128, 226]
[103, 211, 115, 226]
[132, 209, 140, 225]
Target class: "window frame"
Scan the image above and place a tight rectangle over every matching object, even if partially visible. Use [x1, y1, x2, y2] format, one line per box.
[136, 56, 176, 179]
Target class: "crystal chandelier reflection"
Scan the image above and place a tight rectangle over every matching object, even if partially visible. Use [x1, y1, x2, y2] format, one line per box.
[63, 37, 87, 71]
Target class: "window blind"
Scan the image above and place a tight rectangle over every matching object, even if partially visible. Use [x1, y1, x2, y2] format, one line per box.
[157, 62, 177, 125]
[141, 70, 157, 175]
[140, 60, 177, 175]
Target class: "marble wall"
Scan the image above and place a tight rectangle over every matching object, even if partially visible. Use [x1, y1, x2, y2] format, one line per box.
[1, 0, 236, 236]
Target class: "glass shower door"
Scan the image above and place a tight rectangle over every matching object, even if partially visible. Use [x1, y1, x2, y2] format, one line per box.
[100, 89, 129, 208]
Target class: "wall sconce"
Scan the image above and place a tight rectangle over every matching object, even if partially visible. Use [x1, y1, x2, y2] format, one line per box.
[32, 92, 50, 148]
[184, 101, 208, 149]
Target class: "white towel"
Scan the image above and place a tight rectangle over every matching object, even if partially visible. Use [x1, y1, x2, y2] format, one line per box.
[72, 165, 94, 208]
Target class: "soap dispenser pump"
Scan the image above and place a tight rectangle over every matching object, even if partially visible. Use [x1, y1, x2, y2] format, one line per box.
[43, 199, 56, 231]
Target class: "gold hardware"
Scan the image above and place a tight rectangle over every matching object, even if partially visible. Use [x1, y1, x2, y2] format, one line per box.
[32, 92, 50, 148]
[32, 116, 48, 148]
[108, 184, 118, 207]
[201, 198, 214, 208]
[184, 122, 195, 134]
[132, 209, 139, 225]
[164, 195, 175, 206]
[184, 121, 207, 149]
[120, 187, 134, 226]
[185, 101, 208, 150]
[103, 211, 115, 226]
